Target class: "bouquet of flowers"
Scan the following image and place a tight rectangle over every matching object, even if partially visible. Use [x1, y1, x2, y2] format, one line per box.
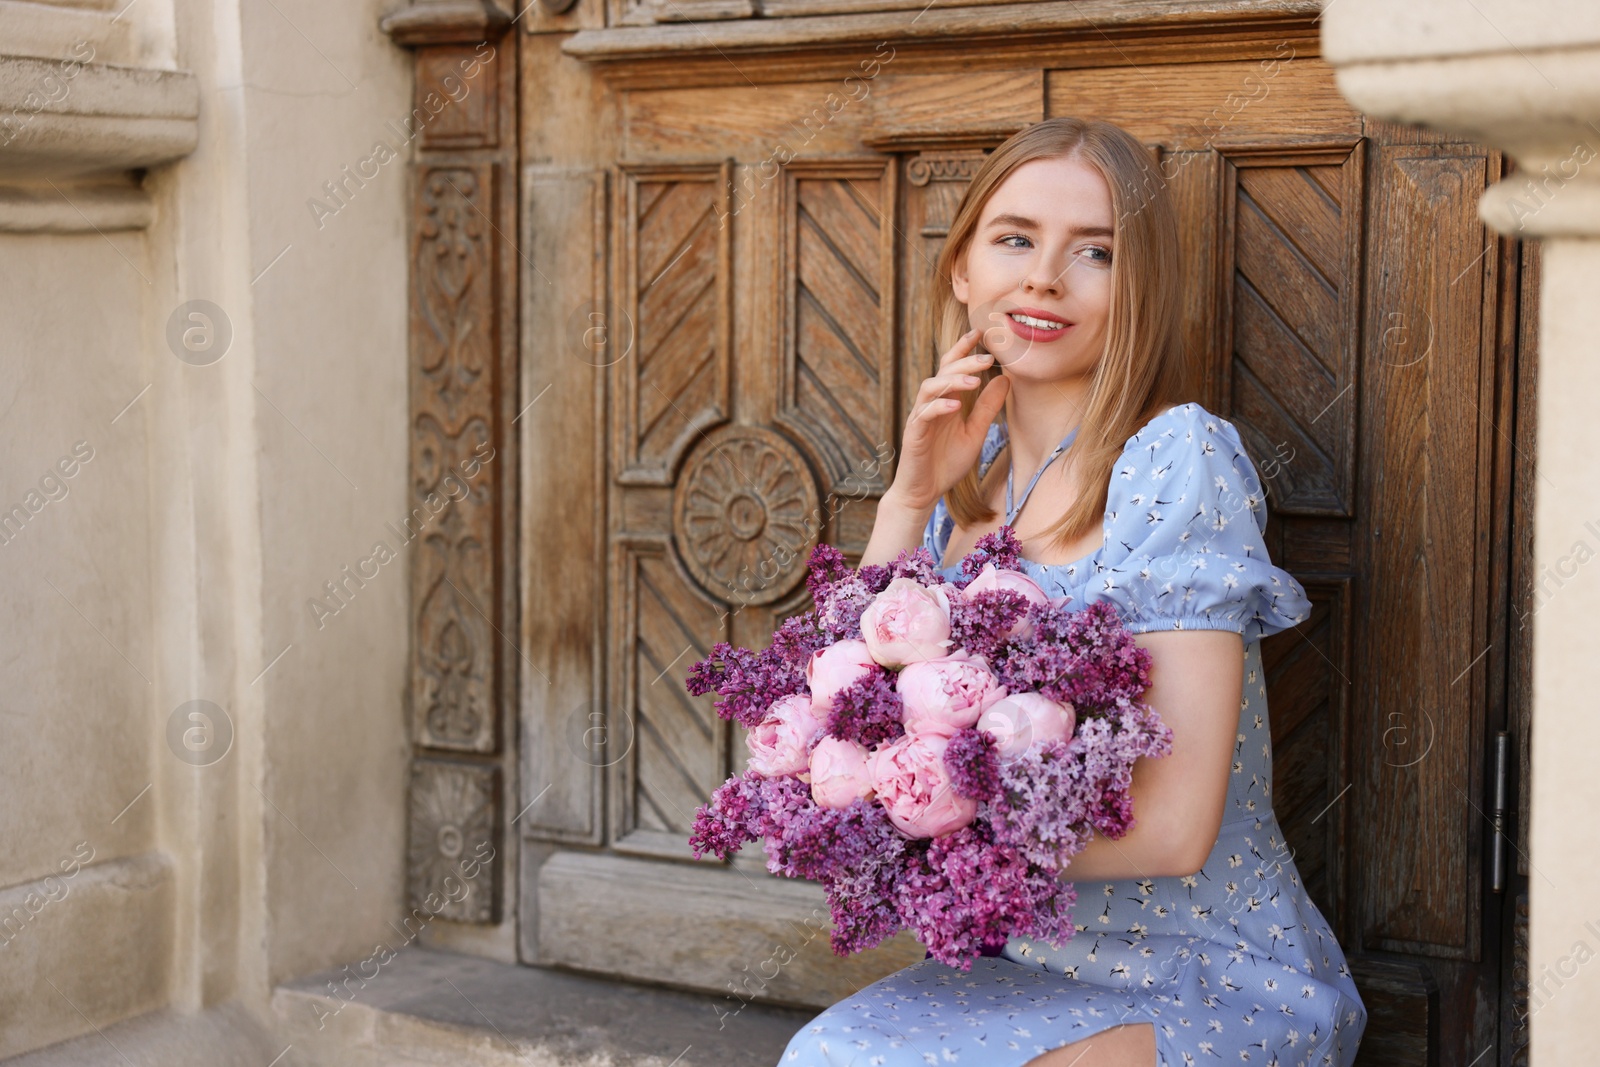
[685, 527, 1172, 969]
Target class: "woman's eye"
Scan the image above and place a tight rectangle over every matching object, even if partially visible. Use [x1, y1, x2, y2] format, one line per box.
[996, 235, 1112, 264]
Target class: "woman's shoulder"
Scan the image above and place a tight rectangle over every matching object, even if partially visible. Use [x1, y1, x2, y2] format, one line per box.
[1102, 399, 1275, 558]
[1111, 401, 1254, 487]
[978, 401, 1242, 485]
[1117, 400, 1233, 454]
[1095, 401, 1311, 639]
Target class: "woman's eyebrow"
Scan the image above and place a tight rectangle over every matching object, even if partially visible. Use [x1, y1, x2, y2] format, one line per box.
[984, 212, 1114, 238]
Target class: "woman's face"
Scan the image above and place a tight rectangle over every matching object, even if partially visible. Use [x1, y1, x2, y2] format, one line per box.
[950, 154, 1115, 384]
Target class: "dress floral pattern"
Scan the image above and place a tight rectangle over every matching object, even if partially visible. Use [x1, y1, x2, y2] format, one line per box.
[778, 403, 1366, 1067]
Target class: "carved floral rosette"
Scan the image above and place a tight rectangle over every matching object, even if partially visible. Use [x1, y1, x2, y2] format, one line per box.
[672, 424, 820, 606]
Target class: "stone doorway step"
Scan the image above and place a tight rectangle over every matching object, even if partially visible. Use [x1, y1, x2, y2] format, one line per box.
[272, 948, 814, 1066]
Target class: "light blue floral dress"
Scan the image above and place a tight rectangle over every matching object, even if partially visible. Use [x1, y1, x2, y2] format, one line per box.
[780, 402, 1366, 1067]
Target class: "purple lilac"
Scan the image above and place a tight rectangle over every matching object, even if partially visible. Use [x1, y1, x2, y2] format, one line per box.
[1067, 697, 1173, 839]
[997, 600, 1152, 714]
[955, 526, 1024, 586]
[751, 784, 909, 957]
[825, 667, 905, 747]
[689, 771, 805, 860]
[990, 740, 1094, 868]
[769, 613, 832, 673]
[886, 546, 942, 586]
[893, 825, 1077, 969]
[685, 641, 804, 729]
[804, 542, 852, 605]
[944, 727, 1002, 801]
[947, 588, 1031, 663]
[827, 862, 905, 956]
[690, 770, 909, 958]
[815, 573, 878, 642]
[855, 562, 894, 595]
[684, 615, 830, 730]
[764, 796, 905, 881]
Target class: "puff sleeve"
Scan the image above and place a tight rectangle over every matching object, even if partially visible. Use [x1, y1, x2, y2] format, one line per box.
[1084, 403, 1313, 643]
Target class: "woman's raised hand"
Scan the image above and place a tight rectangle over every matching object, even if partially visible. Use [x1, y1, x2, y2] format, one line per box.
[886, 328, 1011, 513]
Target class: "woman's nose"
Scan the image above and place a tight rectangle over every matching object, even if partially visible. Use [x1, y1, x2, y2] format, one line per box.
[1021, 251, 1069, 295]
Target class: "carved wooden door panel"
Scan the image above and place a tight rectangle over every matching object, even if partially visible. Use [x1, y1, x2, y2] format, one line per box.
[520, 150, 926, 1006]
[516, 14, 1532, 1059]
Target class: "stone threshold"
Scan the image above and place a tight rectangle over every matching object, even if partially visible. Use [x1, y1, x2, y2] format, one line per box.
[272, 947, 815, 1067]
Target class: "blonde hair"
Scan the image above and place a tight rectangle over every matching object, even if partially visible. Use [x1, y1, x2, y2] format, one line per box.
[935, 116, 1197, 549]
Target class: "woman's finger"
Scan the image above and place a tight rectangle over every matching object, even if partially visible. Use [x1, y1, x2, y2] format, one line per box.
[970, 372, 1009, 424]
[940, 352, 995, 377]
[926, 357, 995, 391]
[910, 394, 962, 424]
[916, 371, 983, 403]
[935, 328, 981, 370]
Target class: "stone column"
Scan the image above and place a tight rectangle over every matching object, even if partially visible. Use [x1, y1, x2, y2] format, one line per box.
[1324, 5, 1600, 1062]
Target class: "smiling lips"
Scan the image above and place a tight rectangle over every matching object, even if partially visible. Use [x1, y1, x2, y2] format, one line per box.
[1003, 306, 1074, 340]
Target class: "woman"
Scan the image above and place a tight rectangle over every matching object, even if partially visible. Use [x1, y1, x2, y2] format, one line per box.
[779, 117, 1366, 1067]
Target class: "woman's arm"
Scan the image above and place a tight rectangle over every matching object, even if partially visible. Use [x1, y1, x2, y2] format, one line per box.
[860, 489, 937, 567]
[857, 330, 1009, 568]
[1058, 628, 1245, 881]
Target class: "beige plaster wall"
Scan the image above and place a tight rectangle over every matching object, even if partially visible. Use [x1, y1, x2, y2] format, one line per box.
[0, 230, 165, 1056]
[0, 230, 158, 885]
[0, 0, 414, 1057]
[227, 0, 414, 991]
[1523, 237, 1600, 1064]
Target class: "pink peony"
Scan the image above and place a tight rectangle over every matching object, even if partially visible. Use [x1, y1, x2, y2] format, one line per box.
[806, 639, 877, 709]
[976, 692, 1076, 762]
[963, 562, 1051, 638]
[869, 732, 977, 838]
[746, 694, 826, 777]
[896, 650, 1007, 737]
[809, 736, 875, 809]
[860, 577, 954, 667]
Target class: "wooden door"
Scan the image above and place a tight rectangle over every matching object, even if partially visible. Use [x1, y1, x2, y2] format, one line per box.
[516, 6, 1535, 1062]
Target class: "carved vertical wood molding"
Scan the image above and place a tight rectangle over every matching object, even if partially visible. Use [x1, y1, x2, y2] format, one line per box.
[383, 0, 518, 925]
[413, 161, 497, 754]
[896, 149, 987, 460]
[903, 150, 986, 236]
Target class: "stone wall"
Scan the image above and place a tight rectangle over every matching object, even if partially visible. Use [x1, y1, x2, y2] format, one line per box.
[0, 0, 413, 1057]
[1324, 2, 1600, 1062]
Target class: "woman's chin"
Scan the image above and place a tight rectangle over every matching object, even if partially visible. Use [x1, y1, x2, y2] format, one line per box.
[989, 349, 1078, 379]
[987, 338, 1103, 381]
[977, 324, 1010, 354]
